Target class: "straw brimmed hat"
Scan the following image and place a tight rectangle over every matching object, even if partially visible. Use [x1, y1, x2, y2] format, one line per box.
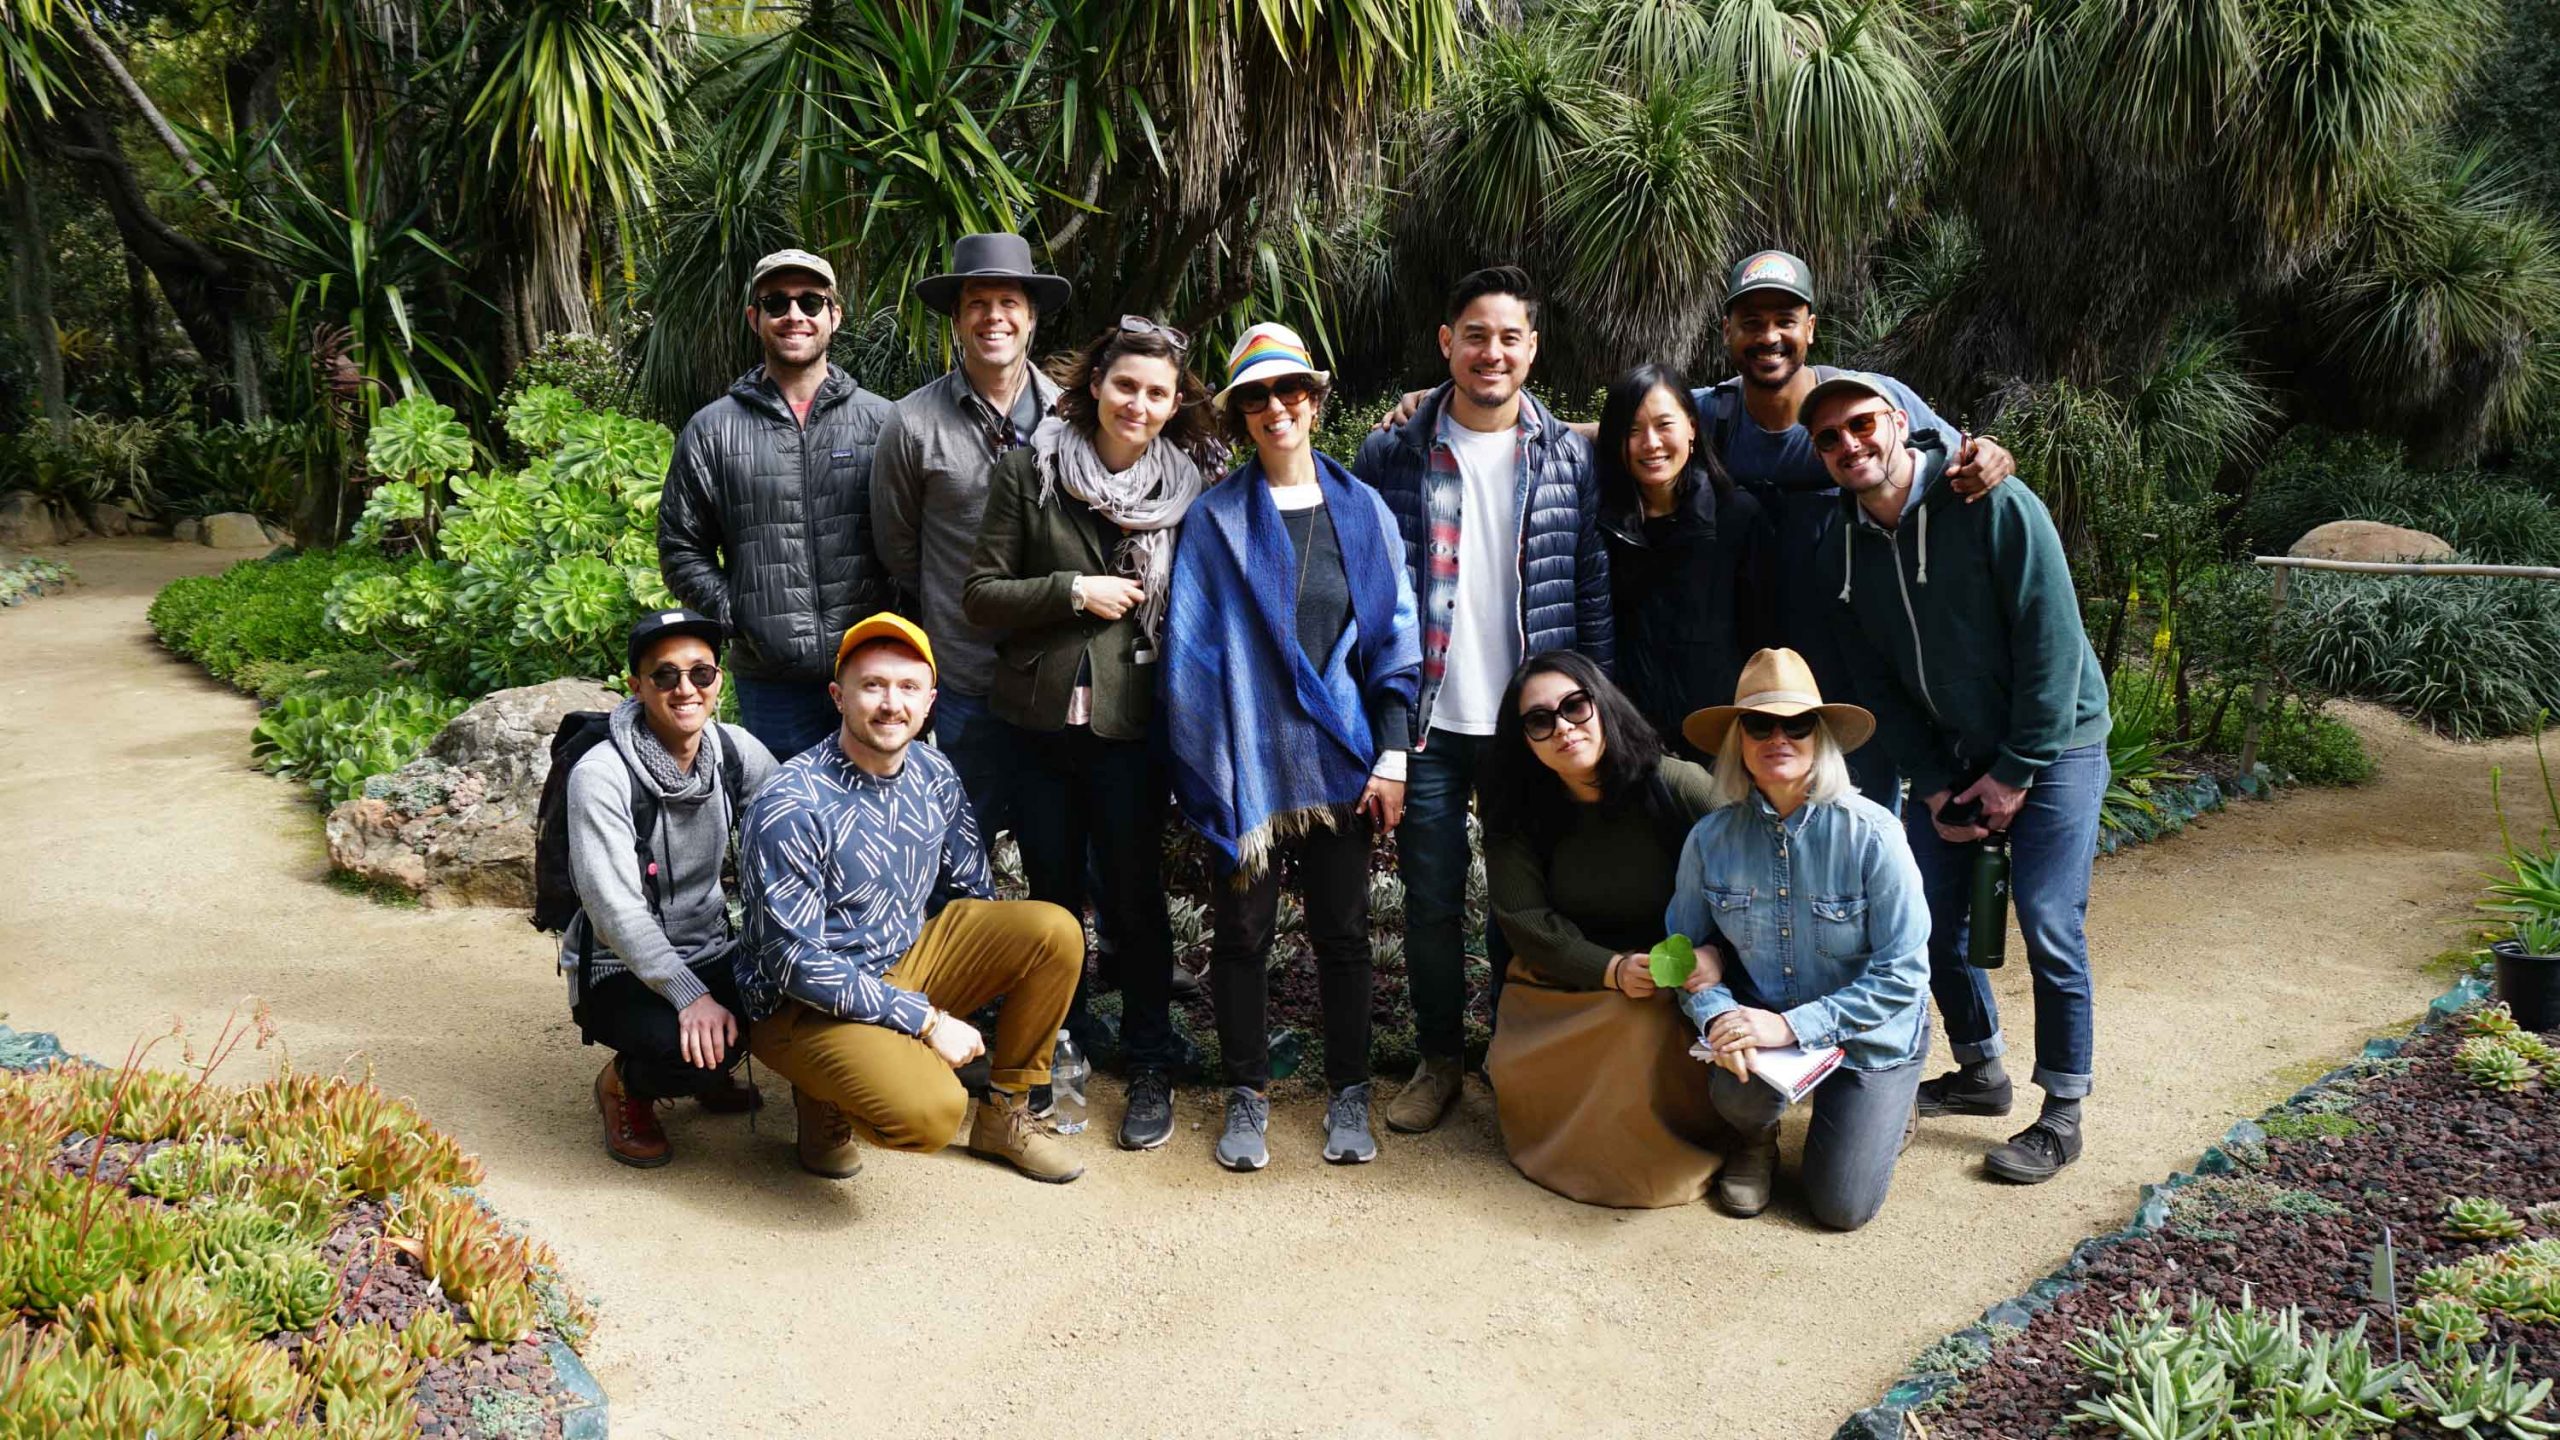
[1683, 647, 1875, 754]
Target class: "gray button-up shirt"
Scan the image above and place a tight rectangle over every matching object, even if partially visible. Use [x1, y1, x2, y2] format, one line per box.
[871, 365, 1059, 696]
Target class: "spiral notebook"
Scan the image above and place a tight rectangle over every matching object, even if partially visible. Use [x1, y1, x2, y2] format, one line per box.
[1688, 1038, 1847, 1104]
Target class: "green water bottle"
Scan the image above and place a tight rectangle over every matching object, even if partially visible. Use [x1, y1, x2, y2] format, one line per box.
[1966, 832, 2012, 970]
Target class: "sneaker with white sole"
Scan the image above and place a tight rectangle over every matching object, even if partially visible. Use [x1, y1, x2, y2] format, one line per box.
[1323, 1083, 1378, 1164]
[1216, 1088, 1270, 1172]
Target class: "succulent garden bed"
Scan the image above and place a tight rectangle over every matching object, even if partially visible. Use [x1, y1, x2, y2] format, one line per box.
[0, 1018, 601, 1438]
[1841, 986, 2558, 1439]
[0, 555, 73, 607]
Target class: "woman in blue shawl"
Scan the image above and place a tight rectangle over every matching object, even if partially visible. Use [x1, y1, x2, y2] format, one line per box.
[1163, 322, 1422, 1175]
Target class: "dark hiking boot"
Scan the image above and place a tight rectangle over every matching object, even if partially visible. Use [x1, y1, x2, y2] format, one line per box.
[1713, 1127, 1780, 1217]
[1984, 1115, 2083, 1184]
[695, 1068, 763, 1114]
[1118, 1069, 1175, 1150]
[596, 1060, 670, 1168]
[1914, 1068, 2015, 1119]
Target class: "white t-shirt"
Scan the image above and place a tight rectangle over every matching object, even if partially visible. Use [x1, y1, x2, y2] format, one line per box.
[1432, 419, 1523, 736]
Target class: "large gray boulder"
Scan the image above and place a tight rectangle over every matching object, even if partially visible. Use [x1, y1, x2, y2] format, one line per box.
[324, 678, 620, 907]
[0, 491, 60, 549]
[200, 511, 270, 549]
[85, 502, 134, 537]
[2288, 520, 2455, 564]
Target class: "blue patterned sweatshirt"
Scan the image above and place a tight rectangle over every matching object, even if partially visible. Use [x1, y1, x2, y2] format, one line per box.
[737, 734, 991, 1030]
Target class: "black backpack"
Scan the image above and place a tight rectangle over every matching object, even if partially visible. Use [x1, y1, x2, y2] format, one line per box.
[530, 711, 747, 1035]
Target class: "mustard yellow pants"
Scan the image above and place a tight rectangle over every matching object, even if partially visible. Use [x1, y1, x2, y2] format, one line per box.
[750, 899, 1082, 1152]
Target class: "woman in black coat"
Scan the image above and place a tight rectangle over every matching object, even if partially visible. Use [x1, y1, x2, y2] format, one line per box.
[1595, 363, 1776, 758]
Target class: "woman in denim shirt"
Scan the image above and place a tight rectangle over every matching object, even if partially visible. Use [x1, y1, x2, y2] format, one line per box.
[1666, 647, 1931, 1229]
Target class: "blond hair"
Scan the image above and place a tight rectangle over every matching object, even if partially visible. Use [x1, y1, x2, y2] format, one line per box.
[1705, 715, 1856, 811]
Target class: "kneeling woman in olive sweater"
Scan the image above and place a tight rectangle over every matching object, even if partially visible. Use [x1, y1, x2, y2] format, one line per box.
[1481, 652, 1726, 1208]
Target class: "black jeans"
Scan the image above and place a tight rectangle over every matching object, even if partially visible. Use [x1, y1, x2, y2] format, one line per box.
[1013, 723, 1177, 1070]
[576, 958, 748, 1102]
[1209, 816, 1374, 1092]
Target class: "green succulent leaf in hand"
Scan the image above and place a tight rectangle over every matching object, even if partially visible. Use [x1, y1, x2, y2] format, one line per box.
[1649, 933, 1697, 988]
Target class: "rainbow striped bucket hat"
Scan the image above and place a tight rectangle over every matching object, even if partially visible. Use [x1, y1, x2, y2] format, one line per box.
[1214, 322, 1331, 409]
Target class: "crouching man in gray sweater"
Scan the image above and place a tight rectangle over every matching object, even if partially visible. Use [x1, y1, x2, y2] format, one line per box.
[568, 608, 779, 1167]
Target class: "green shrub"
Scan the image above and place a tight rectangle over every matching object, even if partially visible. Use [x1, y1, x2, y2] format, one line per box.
[2194, 694, 2376, 786]
[148, 550, 414, 685]
[328, 389, 676, 690]
[500, 332, 634, 420]
[2278, 572, 2560, 738]
[2245, 428, 2560, 564]
[156, 421, 320, 523]
[251, 688, 466, 803]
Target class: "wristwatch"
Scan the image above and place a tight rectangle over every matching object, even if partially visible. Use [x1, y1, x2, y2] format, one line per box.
[1068, 576, 1089, 614]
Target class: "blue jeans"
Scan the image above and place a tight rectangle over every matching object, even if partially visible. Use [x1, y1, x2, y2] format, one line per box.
[1012, 724, 1176, 1071]
[1902, 743, 2105, 1099]
[1399, 728, 1510, 1061]
[1706, 1023, 1928, 1232]
[930, 690, 1022, 852]
[732, 675, 840, 761]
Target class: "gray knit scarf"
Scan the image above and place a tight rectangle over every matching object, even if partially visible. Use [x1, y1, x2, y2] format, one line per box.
[1031, 415, 1205, 644]
[611, 698, 716, 800]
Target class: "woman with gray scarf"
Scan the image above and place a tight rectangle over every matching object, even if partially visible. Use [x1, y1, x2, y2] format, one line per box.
[964, 317, 1215, 1151]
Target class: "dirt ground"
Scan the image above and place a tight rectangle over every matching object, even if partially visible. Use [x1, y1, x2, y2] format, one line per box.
[3, 540, 2540, 1439]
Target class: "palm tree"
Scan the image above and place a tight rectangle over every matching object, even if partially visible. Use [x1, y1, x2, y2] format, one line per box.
[462, 0, 677, 345]
[1939, 0, 2496, 385]
[1401, 0, 1931, 385]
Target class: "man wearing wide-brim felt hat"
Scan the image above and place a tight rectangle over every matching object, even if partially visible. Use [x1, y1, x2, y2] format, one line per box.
[913, 232, 1072, 316]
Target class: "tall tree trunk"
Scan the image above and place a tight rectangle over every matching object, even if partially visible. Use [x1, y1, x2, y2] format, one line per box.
[230, 313, 266, 422]
[126, 245, 155, 409]
[6, 169, 68, 439]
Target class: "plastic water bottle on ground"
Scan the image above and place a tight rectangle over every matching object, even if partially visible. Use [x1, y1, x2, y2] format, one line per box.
[1050, 1030, 1089, 1135]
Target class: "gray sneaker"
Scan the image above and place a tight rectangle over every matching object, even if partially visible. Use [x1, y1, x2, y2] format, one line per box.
[1323, 1082, 1378, 1164]
[1216, 1088, 1270, 1172]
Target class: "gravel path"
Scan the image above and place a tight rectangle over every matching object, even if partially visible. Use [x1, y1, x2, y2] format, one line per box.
[1, 538, 2537, 1439]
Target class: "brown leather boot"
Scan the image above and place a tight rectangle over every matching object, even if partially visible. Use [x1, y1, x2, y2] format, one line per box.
[793, 1085, 863, 1179]
[967, 1091, 1085, 1184]
[595, 1059, 670, 1168]
[1382, 1055, 1464, 1134]
[696, 1067, 764, 1114]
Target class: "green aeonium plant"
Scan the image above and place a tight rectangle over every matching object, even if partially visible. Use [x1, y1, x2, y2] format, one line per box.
[2447, 1197, 2532, 1243]
[329, 388, 677, 690]
[2457, 1036, 2544, 1094]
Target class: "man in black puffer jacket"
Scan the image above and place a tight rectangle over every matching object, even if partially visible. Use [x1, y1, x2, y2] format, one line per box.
[1354, 265, 1613, 1134]
[660, 248, 896, 758]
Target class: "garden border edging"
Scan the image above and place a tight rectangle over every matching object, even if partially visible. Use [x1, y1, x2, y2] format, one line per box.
[1829, 967, 2494, 1440]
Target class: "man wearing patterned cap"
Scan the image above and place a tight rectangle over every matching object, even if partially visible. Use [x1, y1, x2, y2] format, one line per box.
[659, 247, 897, 760]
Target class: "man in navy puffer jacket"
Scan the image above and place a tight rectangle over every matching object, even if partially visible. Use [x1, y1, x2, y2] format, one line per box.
[1354, 265, 1614, 1134]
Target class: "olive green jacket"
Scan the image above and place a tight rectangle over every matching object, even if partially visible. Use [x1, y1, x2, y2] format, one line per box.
[960, 445, 1159, 740]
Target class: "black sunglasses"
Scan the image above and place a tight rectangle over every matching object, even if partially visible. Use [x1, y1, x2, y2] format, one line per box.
[1232, 375, 1321, 416]
[755, 290, 835, 319]
[1118, 314, 1189, 353]
[1519, 689, 1597, 742]
[646, 662, 723, 693]
[1738, 712, 1819, 741]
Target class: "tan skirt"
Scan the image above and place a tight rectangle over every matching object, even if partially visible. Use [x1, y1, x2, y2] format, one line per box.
[1487, 966, 1728, 1209]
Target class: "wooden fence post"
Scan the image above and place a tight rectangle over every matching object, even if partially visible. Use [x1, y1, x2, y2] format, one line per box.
[2235, 563, 2293, 780]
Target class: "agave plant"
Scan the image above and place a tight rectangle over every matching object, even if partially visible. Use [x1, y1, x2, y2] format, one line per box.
[399, 1306, 470, 1362]
[77, 1269, 251, 1365]
[300, 1320, 418, 1410]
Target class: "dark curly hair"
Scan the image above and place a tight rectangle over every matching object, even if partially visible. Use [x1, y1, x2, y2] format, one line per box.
[1046, 324, 1221, 467]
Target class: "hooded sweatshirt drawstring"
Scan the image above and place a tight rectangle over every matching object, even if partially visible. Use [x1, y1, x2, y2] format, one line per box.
[1916, 502, 1930, 586]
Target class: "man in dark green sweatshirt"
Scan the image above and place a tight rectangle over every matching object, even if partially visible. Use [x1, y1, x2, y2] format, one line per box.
[1807, 373, 2110, 1185]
